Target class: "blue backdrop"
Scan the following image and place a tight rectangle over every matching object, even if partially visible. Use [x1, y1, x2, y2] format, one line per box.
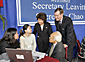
[0, 0, 85, 57]
[16, 0, 85, 26]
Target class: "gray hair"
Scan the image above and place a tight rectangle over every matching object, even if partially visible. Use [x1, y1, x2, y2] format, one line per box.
[54, 31, 62, 42]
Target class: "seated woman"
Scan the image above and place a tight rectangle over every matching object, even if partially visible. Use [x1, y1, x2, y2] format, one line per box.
[20, 24, 36, 51]
[0, 28, 20, 60]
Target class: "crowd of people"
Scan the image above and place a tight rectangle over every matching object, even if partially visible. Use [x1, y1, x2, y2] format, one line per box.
[0, 8, 78, 62]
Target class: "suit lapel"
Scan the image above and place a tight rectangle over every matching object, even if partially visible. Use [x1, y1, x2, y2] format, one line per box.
[58, 16, 66, 31]
[52, 43, 58, 54]
[55, 21, 60, 31]
[38, 23, 42, 31]
[43, 23, 48, 31]
[43, 23, 45, 31]
[38, 23, 45, 32]
[60, 16, 66, 31]
[51, 43, 59, 56]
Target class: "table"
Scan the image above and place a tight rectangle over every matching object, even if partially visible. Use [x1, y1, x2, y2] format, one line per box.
[36, 56, 59, 62]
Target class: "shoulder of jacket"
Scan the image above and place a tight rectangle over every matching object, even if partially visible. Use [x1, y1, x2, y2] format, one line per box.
[31, 34, 35, 36]
[20, 36, 25, 39]
[45, 22, 51, 25]
[35, 23, 39, 25]
[64, 15, 72, 20]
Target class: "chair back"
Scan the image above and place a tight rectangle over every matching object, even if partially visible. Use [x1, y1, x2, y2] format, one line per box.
[77, 40, 81, 53]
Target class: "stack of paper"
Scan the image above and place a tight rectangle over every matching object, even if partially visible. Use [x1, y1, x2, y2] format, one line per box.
[32, 51, 46, 60]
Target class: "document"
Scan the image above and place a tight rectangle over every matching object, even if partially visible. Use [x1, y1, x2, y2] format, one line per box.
[32, 51, 46, 60]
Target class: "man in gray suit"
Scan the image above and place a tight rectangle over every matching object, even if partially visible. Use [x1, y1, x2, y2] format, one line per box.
[47, 31, 66, 62]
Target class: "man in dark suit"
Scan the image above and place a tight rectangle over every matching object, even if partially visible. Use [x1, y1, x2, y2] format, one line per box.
[33, 12, 53, 53]
[46, 31, 66, 62]
[54, 8, 77, 62]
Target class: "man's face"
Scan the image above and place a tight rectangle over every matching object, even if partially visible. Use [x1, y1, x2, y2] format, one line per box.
[54, 11, 63, 21]
[49, 34, 54, 43]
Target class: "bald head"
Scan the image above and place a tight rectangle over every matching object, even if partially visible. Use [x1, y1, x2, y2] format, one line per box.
[49, 31, 62, 43]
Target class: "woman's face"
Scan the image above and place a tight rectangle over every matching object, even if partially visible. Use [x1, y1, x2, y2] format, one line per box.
[38, 18, 44, 25]
[14, 31, 19, 40]
[26, 26, 32, 34]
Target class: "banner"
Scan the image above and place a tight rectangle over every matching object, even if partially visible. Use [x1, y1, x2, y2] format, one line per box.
[16, 0, 85, 26]
[0, 0, 3, 7]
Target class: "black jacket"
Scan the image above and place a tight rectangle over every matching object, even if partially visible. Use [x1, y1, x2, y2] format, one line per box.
[55, 15, 76, 47]
[0, 40, 20, 55]
[33, 22, 52, 52]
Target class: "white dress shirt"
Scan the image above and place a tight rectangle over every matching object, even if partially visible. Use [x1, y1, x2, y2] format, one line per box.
[40, 24, 44, 31]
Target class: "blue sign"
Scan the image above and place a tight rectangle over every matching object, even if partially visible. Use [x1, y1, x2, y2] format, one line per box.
[16, 0, 85, 26]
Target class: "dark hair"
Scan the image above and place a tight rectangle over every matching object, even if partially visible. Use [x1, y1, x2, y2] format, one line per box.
[0, 28, 17, 44]
[54, 8, 64, 14]
[20, 24, 29, 36]
[36, 12, 47, 22]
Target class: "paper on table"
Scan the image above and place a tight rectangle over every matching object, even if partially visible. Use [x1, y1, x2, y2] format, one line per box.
[32, 51, 46, 60]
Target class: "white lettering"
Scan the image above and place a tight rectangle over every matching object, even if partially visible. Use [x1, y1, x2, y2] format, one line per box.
[51, 0, 70, 3]
[47, 15, 55, 20]
[32, 2, 64, 9]
[32, 2, 37, 9]
[66, 3, 85, 10]
[36, 13, 55, 21]
[69, 13, 84, 19]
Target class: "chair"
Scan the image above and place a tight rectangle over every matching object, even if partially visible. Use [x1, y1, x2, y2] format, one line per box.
[63, 44, 68, 59]
[76, 40, 83, 58]
[65, 46, 68, 59]
[77, 40, 81, 53]
[77, 39, 85, 59]
[65, 40, 81, 59]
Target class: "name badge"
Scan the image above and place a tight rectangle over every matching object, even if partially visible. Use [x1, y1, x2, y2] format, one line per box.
[46, 27, 48, 29]
[62, 28, 64, 30]
[37, 36, 39, 38]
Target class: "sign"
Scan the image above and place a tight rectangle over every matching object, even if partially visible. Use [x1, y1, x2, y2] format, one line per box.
[16, 0, 85, 26]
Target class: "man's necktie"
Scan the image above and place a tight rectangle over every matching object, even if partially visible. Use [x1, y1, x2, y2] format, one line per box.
[49, 45, 54, 57]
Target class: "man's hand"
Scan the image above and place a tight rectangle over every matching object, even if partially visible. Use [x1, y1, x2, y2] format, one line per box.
[63, 44, 68, 48]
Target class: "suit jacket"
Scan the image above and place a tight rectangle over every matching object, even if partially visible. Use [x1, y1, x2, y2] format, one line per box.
[33, 22, 52, 52]
[55, 15, 76, 47]
[47, 42, 66, 62]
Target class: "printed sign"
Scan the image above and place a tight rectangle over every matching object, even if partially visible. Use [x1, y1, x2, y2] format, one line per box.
[16, 0, 85, 26]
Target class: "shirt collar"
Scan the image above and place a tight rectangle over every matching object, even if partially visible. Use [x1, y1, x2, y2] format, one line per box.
[59, 17, 63, 24]
[40, 23, 44, 26]
[53, 42, 57, 47]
